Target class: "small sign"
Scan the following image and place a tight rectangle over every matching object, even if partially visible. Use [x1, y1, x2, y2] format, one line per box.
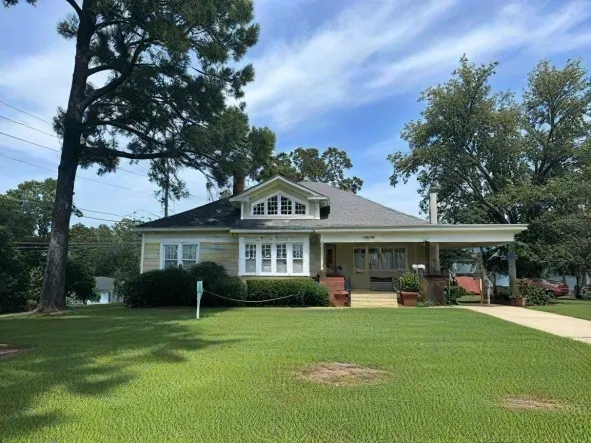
[362, 235, 375, 239]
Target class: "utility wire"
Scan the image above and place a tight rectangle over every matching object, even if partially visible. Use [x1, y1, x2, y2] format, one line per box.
[0, 99, 52, 125]
[0, 152, 153, 193]
[0, 131, 60, 152]
[0, 115, 59, 138]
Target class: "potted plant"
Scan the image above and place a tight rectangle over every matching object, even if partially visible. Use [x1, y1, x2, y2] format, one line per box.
[397, 272, 421, 306]
[511, 282, 526, 307]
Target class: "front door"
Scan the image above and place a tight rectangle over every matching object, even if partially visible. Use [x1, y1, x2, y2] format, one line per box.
[325, 244, 336, 275]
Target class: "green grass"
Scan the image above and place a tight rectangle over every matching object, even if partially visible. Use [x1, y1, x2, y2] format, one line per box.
[1, 305, 590, 443]
[529, 296, 591, 321]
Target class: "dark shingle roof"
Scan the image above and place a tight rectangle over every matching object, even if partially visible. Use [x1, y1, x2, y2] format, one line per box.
[136, 181, 426, 230]
[135, 198, 239, 229]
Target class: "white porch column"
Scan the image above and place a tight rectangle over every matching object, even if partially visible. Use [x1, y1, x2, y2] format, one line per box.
[319, 235, 325, 277]
[508, 241, 518, 297]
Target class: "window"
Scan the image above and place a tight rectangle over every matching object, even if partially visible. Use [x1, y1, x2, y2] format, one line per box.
[162, 243, 199, 269]
[354, 247, 366, 271]
[381, 247, 405, 270]
[267, 196, 278, 215]
[262, 244, 272, 272]
[182, 244, 198, 268]
[240, 238, 308, 276]
[163, 244, 179, 268]
[354, 246, 406, 272]
[245, 244, 257, 273]
[250, 194, 307, 216]
[276, 243, 287, 273]
[295, 202, 306, 214]
[281, 197, 292, 215]
[293, 243, 304, 273]
[252, 202, 265, 215]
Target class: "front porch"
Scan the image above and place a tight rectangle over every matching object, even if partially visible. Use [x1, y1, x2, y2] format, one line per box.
[314, 224, 527, 305]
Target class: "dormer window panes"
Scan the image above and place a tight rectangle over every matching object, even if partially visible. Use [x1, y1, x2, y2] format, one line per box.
[267, 196, 278, 215]
[281, 197, 293, 215]
[253, 202, 265, 215]
[250, 194, 307, 216]
[295, 202, 306, 214]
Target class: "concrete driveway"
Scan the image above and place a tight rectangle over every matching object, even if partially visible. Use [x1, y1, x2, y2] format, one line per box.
[460, 305, 591, 344]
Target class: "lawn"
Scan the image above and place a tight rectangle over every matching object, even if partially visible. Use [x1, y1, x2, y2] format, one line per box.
[529, 296, 591, 321]
[1, 305, 590, 443]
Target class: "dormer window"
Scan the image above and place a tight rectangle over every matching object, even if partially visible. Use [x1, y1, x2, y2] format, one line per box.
[250, 194, 307, 216]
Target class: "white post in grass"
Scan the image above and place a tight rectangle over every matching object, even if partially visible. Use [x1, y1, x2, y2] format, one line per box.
[196, 280, 203, 319]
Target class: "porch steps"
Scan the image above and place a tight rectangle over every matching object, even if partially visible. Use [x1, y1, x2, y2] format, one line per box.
[351, 291, 398, 308]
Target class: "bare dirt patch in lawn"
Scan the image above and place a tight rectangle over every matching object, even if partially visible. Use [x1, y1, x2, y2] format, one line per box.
[503, 395, 564, 411]
[0, 345, 30, 360]
[299, 362, 390, 386]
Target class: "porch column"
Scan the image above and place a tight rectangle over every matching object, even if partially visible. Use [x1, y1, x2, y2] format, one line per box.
[319, 235, 325, 277]
[428, 242, 440, 274]
[508, 241, 518, 297]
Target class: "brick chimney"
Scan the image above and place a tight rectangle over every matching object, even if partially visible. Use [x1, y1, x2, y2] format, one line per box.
[232, 170, 246, 196]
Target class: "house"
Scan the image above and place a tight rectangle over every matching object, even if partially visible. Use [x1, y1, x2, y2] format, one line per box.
[92, 277, 120, 304]
[135, 175, 526, 302]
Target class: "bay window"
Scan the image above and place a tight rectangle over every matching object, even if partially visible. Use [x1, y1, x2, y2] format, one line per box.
[161, 243, 199, 269]
[239, 237, 309, 276]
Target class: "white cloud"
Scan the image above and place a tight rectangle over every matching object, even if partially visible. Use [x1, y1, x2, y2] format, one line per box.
[246, 0, 591, 130]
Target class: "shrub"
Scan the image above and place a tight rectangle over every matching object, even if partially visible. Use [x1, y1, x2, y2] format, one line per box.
[444, 285, 468, 305]
[201, 276, 247, 307]
[397, 272, 421, 292]
[245, 279, 329, 307]
[518, 282, 551, 306]
[0, 227, 29, 314]
[121, 268, 194, 307]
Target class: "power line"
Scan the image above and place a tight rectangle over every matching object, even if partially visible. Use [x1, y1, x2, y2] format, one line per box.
[0, 115, 59, 138]
[0, 131, 60, 152]
[0, 152, 150, 193]
[0, 194, 126, 223]
[0, 99, 53, 125]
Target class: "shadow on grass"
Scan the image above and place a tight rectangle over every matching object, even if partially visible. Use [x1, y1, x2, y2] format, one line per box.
[0, 304, 239, 441]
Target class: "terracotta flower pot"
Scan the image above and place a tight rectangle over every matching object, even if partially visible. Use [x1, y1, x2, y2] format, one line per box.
[400, 291, 419, 307]
[513, 297, 526, 307]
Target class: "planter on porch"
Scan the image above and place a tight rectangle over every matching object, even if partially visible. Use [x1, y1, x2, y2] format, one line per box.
[399, 291, 419, 306]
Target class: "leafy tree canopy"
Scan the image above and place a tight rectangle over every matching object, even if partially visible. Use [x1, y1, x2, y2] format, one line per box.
[258, 147, 364, 192]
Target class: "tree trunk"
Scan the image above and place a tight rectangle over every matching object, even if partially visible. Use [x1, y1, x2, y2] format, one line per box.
[36, 10, 91, 313]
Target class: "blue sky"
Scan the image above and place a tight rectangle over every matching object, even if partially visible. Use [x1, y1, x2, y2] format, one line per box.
[1, 0, 591, 226]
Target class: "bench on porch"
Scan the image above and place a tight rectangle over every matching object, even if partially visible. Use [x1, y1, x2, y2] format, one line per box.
[369, 271, 404, 292]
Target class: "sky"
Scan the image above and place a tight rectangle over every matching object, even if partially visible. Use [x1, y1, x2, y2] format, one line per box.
[1, 0, 591, 227]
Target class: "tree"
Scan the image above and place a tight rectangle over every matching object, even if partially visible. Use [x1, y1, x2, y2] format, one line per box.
[258, 147, 364, 192]
[0, 227, 29, 314]
[4, 0, 269, 312]
[65, 258, 97, 303]
[389, 56, 591, 276]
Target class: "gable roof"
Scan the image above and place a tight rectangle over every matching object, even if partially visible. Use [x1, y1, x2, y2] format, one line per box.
[135, 181, 427, 230]
[229, 175, 328, 203]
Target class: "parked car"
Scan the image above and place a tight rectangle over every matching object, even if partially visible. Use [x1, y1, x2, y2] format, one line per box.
[521, 278, 569, 297]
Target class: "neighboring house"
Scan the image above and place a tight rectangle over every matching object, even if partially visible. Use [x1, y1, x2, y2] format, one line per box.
[92, 277, 120, 304]
[135, 176, 527, 293]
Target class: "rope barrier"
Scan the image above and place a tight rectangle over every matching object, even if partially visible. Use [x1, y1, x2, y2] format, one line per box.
[203, 289, 301, 304]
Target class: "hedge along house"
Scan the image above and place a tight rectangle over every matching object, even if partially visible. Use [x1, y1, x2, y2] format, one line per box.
[135, 175, 527, 305]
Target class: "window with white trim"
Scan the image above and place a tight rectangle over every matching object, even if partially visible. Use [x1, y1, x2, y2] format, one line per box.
[252, 202, 265, 215]
[267, 196, 278, 215]
[295, 202, 306, 214]
[245, 244, 257, 273]
[354, 246, 406, 272]
[240, 238, 308, 276]
[162, 243, 199, 269]
[250, 194, 307, 216]
[292, 243, 304, 273]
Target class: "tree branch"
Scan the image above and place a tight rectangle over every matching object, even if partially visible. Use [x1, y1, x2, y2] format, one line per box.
[64, 0, 83, 19]
[87, 147, 182, 160]
[87, 64, 115, 76]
